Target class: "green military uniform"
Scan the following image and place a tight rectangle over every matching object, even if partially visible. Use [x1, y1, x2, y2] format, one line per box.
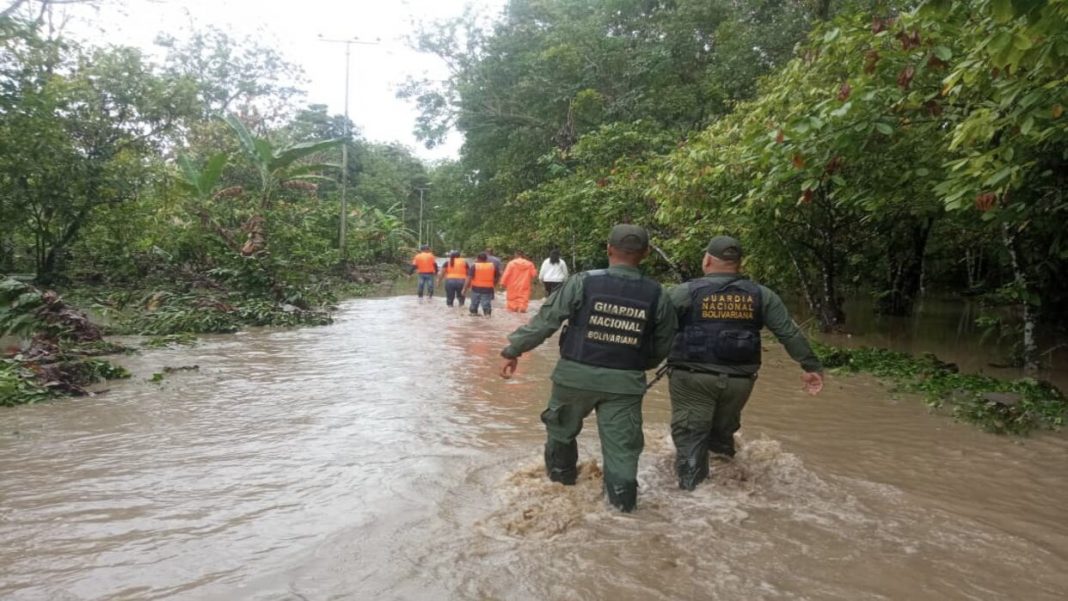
[667, 273, 821, 490]
[501, 264, 677, 512]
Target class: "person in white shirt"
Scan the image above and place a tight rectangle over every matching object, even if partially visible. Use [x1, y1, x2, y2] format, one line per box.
[538, 248, 569, 296]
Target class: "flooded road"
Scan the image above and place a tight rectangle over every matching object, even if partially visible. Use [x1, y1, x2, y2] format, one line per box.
[2, 294, 1067, 600]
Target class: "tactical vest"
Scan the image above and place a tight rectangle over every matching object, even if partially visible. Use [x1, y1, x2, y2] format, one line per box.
[559, 270, 661, 370]
[669, 277, 764, 365]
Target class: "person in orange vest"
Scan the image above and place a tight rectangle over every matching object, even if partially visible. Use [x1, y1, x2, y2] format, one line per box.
[437, 250, 469, 307]
[409, 244, 439, 299]
[501, 250, 538, 312]
[464, 252, 500, 316]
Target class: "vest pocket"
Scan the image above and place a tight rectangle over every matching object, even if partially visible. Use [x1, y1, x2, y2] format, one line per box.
[683, 328, 707, 359]
[713, 330, 760, 363]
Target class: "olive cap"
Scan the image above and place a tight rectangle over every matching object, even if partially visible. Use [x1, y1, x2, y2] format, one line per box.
[706, 235, 742, 261]
[607, 224, 649, 252]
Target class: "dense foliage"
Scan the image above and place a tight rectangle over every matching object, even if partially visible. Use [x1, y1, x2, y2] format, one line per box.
[1, 6, 433, 404]
[410, 0, 1068, 374]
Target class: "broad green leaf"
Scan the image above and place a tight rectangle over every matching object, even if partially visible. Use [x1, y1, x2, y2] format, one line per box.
[224, 114, 259, 162]
[199, 152, 229, 193]
[984, 165, 1013, 186]
[830, 102, 852, 118]
[177, 155, 199, 188]
[1020, 115, 1035, 135]
[990, 0, 1015, 22]
[271, 138, 344, 170]
[875, 122, 893, 135]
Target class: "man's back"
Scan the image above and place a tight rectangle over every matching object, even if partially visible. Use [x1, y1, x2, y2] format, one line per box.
[504, 264, 676, 395]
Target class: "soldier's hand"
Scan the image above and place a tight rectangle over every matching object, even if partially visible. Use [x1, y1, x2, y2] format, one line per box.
[500, 357, 518, 379]
[801, 372, 823, 395]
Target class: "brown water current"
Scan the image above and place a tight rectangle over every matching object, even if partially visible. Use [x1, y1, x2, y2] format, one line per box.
[2, 295, 1067, 600]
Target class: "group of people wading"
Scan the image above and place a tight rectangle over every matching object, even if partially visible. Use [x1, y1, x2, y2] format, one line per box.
[409, 245, 569, 316]
[493, 224, 825, 513]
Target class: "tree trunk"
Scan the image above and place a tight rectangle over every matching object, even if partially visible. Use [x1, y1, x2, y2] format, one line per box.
[877, 218, 932, 316]
[778, 233, 822, 325]
[818, 259, 843, 332]
[1002, 224, 1039, 372]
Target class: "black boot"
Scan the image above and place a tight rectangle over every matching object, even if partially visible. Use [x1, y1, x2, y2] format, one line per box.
[673, 428, 710, 491]
[544, 440, 578, 485]
[604, 478, 638, 513]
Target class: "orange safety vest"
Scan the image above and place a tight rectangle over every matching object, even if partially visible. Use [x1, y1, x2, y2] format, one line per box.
[444, 257, 468, 279]
[412, 252, 437, 274]
[470, 261, 496, 288]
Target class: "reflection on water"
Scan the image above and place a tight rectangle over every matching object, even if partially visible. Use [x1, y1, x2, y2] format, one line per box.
[1, 295, 1066, 600]
[792, 294, 1068, 390]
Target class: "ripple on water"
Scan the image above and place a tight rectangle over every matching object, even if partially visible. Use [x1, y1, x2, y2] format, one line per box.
[1, 294, 1066, 601]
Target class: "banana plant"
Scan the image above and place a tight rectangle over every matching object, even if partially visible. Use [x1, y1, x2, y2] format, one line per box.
[223, 113, 342, 255]
[176, 152, 229, 201]
[174, 151, 246, 253]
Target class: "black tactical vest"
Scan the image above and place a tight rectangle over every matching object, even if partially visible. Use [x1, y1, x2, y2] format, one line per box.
[559, 270, 661, 370]
[669, 277, 764, 365]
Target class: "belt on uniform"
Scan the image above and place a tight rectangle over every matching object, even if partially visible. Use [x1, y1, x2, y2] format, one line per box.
[669, 365, 756, 379]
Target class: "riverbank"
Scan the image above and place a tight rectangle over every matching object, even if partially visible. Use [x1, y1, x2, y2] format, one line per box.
[1, 263, 404, 406]
[4, 281, 1066, 436]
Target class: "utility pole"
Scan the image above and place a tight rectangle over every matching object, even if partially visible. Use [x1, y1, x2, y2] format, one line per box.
[416, 186, 430, 248]
[317, 35, 380, 264]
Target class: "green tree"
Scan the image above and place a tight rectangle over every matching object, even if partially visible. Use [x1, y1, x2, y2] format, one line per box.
[0, 25, 198, 283]
[222, 113, 341, 256]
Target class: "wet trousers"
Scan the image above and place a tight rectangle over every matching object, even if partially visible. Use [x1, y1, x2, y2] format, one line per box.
[668, 368, 756, 490]
[468, 289, 493, 315]
[444, 279, 466, 307]
[416, 273, 435, 298]
[540, 383, 643, 512]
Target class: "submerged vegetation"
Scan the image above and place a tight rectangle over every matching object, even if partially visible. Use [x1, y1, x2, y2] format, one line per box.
[1, 277, 130, 405]
[816, 343, 1067, 434]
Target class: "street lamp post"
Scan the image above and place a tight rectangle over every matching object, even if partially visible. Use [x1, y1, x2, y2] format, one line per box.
[318, 35, 379, 263]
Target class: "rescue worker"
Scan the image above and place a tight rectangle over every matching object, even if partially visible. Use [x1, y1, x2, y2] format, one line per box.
[667, 235, 824, 491]
[484, 248, 504, 281]
[409, 244, 438, 299]
[498, 225, 677, 512]
[539, 248, 569, 296]
[501, 251, 538, 312]
[464, 252, 499, 316]
[438, 250, 468, 307]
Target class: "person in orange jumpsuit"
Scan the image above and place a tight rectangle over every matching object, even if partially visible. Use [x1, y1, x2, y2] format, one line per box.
[501, 251, 538, 312]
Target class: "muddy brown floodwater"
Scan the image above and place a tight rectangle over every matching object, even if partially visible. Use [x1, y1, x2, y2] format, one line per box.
[2, 295, 1066, 600]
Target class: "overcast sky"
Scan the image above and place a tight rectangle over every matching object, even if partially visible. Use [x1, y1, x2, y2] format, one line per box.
[56, 0, 506, 161]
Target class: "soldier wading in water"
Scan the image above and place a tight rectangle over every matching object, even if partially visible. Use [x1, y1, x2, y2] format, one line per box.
[667, 235, 824, 490]
[498, 225, 677, 512]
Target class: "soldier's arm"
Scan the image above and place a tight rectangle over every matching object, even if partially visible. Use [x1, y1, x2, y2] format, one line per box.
[761, 286, 822, 373]
[501, 274, 583, 358]
[646, 289, 678, 368]
[667, 282, 691, 320]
